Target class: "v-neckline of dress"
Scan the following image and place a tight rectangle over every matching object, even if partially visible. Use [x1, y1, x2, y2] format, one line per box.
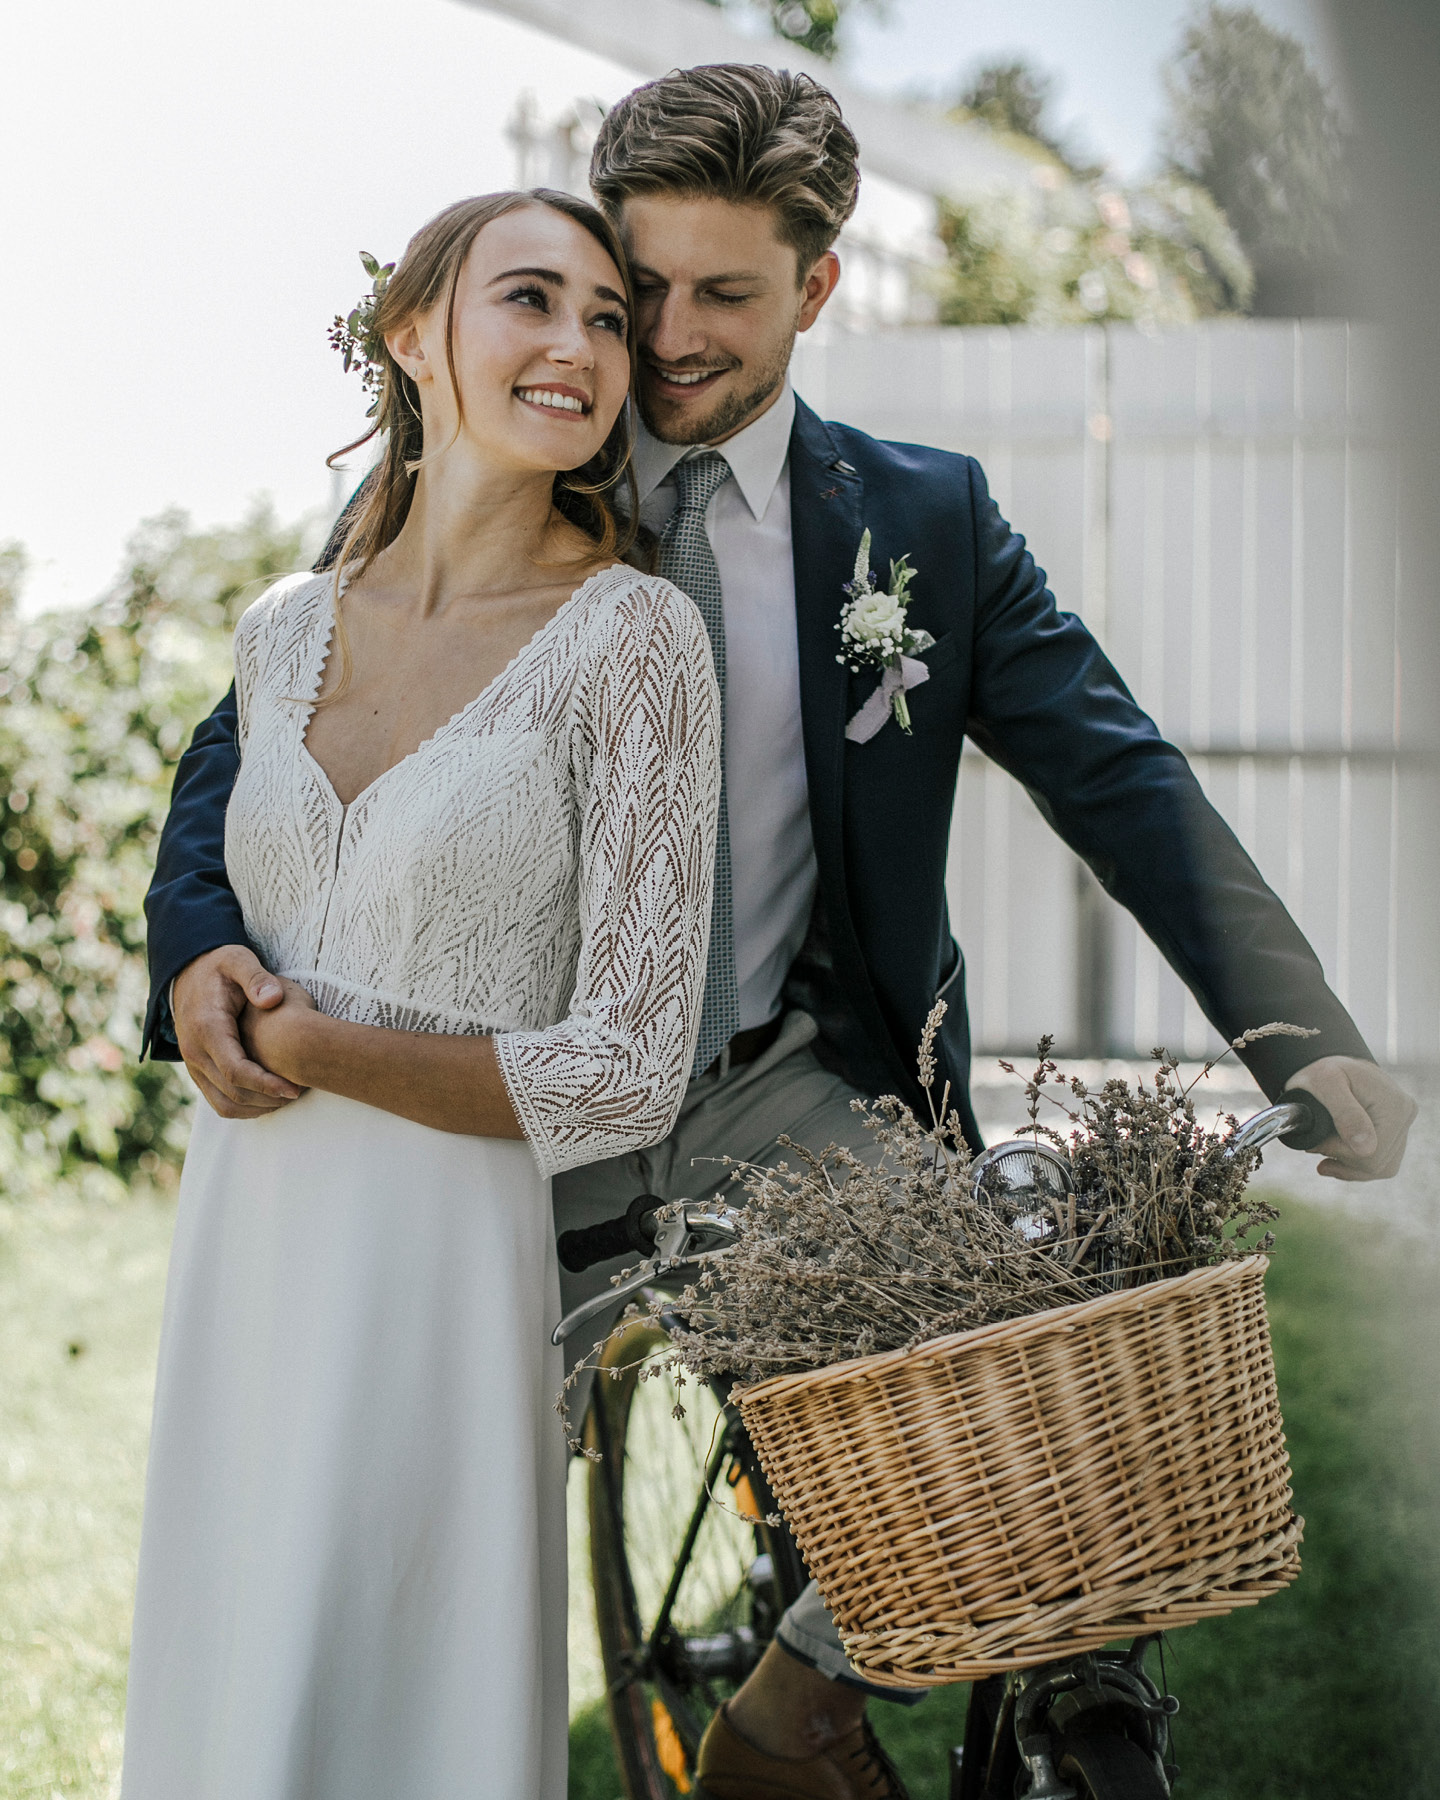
[298, 561, 626, 817]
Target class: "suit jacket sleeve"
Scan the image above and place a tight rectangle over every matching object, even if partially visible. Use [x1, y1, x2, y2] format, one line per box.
[961, 458, 1372, 1097]
[141, 683, 254, 1060]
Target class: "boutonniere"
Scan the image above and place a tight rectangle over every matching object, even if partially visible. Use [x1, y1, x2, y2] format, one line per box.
[836, 529, 935, 741]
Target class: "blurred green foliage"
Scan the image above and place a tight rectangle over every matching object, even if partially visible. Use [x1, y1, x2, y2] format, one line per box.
[940, 5, 1347, 328]
[698, 0, 880, 60]
[952, 59, 1103, 181]
[0, 505, 308, 1200]
[1163, 4, 1349, 315]
[937, 173, 1253, 329]
[938, 53, 1253, 328]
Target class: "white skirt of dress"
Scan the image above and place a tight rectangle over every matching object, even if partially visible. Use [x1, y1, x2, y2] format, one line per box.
[121, 1090, 567, 1800]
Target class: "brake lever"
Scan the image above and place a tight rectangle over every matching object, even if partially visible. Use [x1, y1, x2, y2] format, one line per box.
[1227, 1092, 1335, 1157]
[550, 1206, 737, 1346]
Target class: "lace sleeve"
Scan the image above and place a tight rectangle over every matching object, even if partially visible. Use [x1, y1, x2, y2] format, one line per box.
[494, 578, 721, 1178]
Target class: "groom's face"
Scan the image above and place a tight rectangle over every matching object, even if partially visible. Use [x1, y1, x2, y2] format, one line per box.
[618, 194, 839, 445]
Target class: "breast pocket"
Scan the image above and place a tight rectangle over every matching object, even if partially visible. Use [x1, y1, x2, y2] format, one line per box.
[893, 631, 961, 737]
[847, 633, 960, 716]
[919, 631, 958, 680]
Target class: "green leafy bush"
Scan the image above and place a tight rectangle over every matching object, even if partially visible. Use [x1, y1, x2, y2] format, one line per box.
[0, 504, 310, 1199]
[937, 172, 1253, 328]
[937, 48, 1255, 327]
[697, 0, 877, 60]
[1163, 3, 1349, 314]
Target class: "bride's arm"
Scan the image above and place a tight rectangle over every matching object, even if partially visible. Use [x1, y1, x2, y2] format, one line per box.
[240, 984, 525, 1137]
[240, 580, 721, 1154]
[490, 581, 721, 1174]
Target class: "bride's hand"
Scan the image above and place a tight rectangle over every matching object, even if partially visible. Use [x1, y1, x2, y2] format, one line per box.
[239, 979, 318, 1091]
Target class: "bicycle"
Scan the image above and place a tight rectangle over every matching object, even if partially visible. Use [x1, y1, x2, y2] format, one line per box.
[553, 1091, 1333, 1800]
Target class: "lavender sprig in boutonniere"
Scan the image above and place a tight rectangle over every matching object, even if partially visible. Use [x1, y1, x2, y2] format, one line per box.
[836, 529, 935, 741]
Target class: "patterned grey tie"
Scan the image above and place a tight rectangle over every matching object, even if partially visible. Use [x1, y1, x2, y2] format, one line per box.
[659, 450, 739, 1077]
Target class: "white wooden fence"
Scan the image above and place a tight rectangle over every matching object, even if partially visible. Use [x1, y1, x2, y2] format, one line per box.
[791, 320, 1439, 1064]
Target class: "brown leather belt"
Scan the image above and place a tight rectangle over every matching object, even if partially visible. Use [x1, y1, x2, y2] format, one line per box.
[705, 1014, 783, 1076]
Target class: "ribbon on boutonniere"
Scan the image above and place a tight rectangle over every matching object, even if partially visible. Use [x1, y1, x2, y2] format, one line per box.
[835, 529, 935, 742]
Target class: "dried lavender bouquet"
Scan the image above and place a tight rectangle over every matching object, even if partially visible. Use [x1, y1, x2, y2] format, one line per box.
[560, 1010, 1311, 1437]
[1000, 1022, 1310, 1301]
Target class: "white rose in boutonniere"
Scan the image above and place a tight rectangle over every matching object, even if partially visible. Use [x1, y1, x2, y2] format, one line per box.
[846, 590, 907, 641]
[836, 528, 936, 740]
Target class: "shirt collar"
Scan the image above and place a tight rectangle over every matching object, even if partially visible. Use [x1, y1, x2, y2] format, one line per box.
[633, 380, 795, 521]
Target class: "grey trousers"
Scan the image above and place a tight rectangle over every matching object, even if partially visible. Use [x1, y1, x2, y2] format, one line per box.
[553, 1009, 922, 1699]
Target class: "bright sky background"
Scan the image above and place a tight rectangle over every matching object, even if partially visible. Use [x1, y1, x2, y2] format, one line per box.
[2, 0, 1333, 616]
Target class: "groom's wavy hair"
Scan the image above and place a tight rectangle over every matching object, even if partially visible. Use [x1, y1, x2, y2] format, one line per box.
[589, 65, 861, 278]
[322, 191, 641, 641]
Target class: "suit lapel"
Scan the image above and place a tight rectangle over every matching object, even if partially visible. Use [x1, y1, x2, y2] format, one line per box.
[789, 398, 864, 895]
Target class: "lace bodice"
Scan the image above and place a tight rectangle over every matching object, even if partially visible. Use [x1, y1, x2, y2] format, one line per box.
[225, 564, 721, 1177]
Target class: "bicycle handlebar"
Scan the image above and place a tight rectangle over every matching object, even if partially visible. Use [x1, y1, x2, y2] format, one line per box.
[1235, 1089, 1336, 1155]
[556, 1095, 1338, 1281]
[551, 1201, 739, 1343]
[558, 1194, 663, 1273]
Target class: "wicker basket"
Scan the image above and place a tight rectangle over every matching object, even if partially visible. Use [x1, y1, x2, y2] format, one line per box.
[736, 1255, 1301, 1686]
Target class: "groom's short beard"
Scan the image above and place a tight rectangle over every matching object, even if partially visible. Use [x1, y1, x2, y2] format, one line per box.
[641, 332, 796, 445]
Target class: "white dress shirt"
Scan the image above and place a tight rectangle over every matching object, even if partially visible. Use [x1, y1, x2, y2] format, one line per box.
[634, 383, 817, 1033]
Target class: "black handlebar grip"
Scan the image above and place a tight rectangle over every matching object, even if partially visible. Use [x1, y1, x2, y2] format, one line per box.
[1279, 1091, 1337, 1153]
[557, 1193, 663, 1274]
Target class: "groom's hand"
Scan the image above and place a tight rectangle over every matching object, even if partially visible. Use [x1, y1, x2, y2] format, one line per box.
[173, 945, 306, 1119]
[1285, 1056, 1417, 1181]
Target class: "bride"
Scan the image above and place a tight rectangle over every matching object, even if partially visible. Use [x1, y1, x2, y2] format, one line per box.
[121, 191, 721, 1799]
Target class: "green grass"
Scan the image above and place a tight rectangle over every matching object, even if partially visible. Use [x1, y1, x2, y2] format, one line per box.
[0, 1192, 173, 1800]
[568, 1196, 1440, 1799]
[1, 1191, 1435, 1798]
[1153, 1197, 1440, 1795]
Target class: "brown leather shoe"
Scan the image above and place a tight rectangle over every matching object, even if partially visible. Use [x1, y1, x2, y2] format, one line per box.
[694, 1701, 910, 1800]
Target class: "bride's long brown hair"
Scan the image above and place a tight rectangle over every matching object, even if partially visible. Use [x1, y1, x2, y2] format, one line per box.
[322, 190, 641, 651]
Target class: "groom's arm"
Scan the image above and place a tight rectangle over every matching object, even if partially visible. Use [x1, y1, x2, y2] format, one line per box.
[961, 458, 1413, 1174]
[143, 686, 301, 1116]
[143, 684, 248, 1059]
[144, 494, 367, 1099]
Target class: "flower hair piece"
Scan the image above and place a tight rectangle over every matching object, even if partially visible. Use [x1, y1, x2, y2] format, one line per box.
[327, 251, 396, 417]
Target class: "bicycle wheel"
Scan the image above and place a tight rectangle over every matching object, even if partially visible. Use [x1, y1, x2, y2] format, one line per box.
[588, 1314, 807, 1800]
[1058, 1729, 1170, 1799]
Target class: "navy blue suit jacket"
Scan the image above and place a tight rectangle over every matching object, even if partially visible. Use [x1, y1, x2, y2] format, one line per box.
[143, 398, 1371, 1144]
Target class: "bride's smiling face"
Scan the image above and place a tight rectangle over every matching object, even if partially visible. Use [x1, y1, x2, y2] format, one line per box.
[387, 204, 633, 473]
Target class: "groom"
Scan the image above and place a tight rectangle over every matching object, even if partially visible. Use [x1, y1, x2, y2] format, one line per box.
[146, 63, 1413, 1800]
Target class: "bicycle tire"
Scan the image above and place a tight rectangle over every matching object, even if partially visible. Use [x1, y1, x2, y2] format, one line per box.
[588, 1315, 807, 1800]
[1058, 1729, 1170, 1799]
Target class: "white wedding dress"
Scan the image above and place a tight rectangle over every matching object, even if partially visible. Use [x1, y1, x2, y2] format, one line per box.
[122, 563, 720, 1800]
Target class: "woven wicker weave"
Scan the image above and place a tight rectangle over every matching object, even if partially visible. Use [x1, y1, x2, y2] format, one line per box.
[736, 1255, 1300, 1685]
